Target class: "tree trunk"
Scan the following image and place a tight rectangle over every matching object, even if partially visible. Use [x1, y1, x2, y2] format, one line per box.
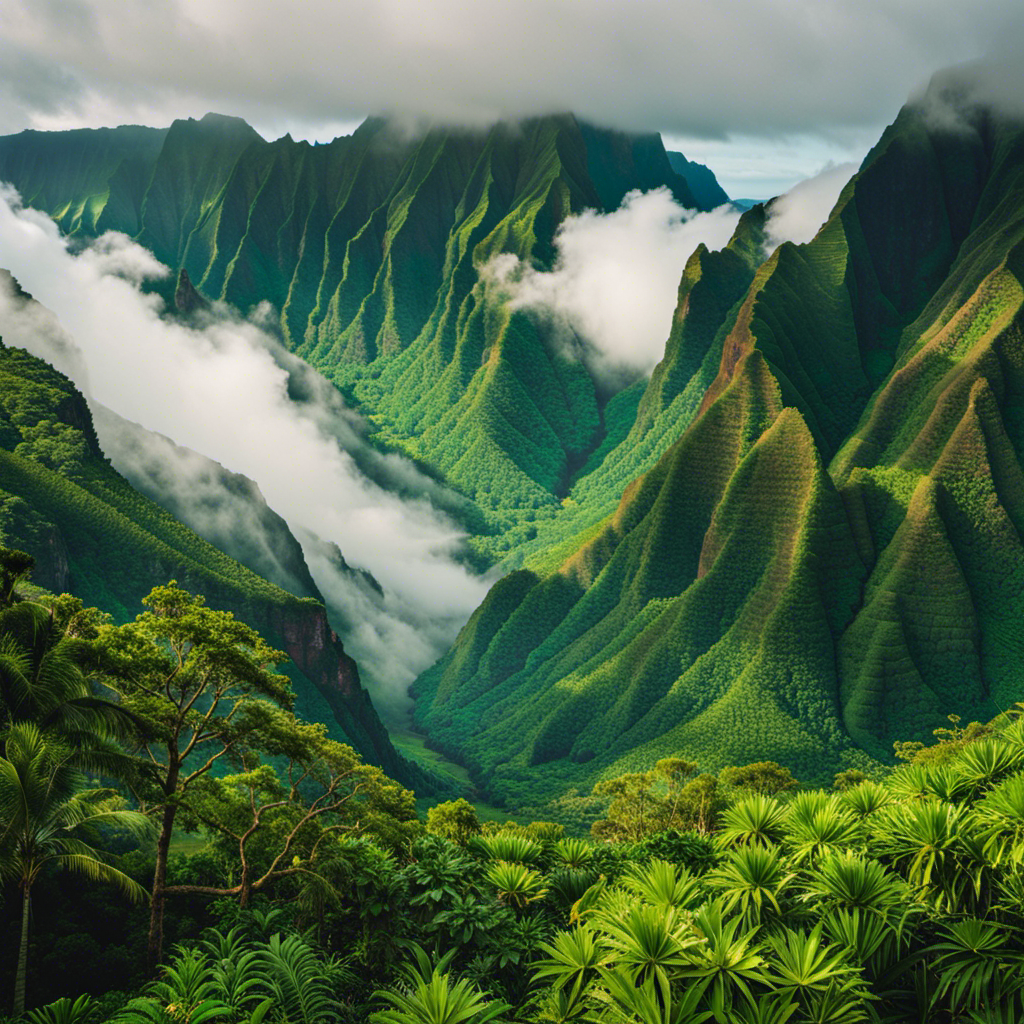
[146, 801, 177, 974]
[13, 884, 30, 1016]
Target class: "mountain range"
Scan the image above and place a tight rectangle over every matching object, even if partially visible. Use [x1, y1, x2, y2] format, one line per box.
[1, 70, 1022, 811]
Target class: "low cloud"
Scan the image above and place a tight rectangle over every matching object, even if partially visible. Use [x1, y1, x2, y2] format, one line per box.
[483, 189, 743, 378]
[764, 162, 859, 250]
[911, 55, 1024, 134]
[0, 184, 491, 717]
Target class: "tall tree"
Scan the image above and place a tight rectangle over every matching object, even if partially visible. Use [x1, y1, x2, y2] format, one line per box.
[96, 581, 298, 969]
[167, 710, 420, 908]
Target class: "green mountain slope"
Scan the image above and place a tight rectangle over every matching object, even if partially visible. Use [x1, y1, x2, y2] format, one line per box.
[0, 114, 710, 551]
[412, 77, 1024, 803]
[0, 335, 424, 787]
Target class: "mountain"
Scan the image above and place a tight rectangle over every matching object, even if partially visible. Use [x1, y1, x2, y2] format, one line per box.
[0, 114, 714, 557]
[6, 88, 1022, 811]
[666, 151, 731, 209]
[89, 404, 323, 602]
[0, 321, 426, 789]
[410, 73, 1024, 804]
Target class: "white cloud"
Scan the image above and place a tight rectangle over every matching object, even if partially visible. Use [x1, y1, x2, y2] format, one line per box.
[0, 185, 491, 716]
[483, 188, 743, 378]
[765, 162, 859, 250]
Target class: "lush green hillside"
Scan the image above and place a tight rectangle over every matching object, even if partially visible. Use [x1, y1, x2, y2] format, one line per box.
[412, 79, 1024, 805]
[0, 114, 710, 549]
[6, 89, 1022, 812]
[0, 337, 428, 787]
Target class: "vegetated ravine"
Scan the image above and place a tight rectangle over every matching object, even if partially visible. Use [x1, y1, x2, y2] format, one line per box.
[1, 69, 1023, 815]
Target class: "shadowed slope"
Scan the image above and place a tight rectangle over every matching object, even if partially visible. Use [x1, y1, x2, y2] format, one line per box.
[0, 340, 427, 787]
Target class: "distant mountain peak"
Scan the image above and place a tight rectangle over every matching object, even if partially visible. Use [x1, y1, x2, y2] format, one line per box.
[666, 151, 730, 208]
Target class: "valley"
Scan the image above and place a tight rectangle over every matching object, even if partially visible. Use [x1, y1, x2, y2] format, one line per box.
[1, 69, 1024, 818]
[0, 0, 1023, 1010]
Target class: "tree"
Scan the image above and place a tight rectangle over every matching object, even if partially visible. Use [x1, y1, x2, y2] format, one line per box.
[97, 582, 295, 970]
[590, 759, 700, 841]
[0, 546, 34, 609]
[0, 548, 143, 781]
[426, 799, 480, 845]
[98, 581, 420, 969]
[0, 722, 150, 1015]
[719, 762, 798, 796]
[170, 708, 420, 907]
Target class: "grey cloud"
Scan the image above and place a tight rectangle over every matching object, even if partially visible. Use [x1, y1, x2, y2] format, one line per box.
[0, 42, 84, 134]
[1, 1, 1023, 142]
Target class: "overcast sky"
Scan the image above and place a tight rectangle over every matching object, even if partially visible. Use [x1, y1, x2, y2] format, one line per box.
[1, 1, 1022, 197]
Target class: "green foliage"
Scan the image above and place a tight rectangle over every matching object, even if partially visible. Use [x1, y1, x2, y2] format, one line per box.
[370, 946, 510, 1024]
[718, 794, 791, 848]
[719, 762, 798, 796]
[483, 860, 547, 911]
[426, 800, 481, 845]
[468, 832, 542, 865]
[23, 994, 98, 1024]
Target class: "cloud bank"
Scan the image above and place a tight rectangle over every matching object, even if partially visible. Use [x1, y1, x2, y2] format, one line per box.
[484, 190, 742, 378]
[764, 162, 859, 249]
[1, 1, 1022, 143]
[0, 185, 490, 717]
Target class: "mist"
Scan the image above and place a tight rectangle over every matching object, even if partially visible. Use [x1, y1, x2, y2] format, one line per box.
[481, 171, 865, 380]
[0, 184, 491, 719]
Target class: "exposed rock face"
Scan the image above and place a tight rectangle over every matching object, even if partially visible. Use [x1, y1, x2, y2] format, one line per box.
[268, 601, 410, 775]
[34, 522, 71, 594]
[173, 268, 210, 315]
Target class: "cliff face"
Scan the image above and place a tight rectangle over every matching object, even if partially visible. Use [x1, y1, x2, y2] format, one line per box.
[268, 601, 410, 779]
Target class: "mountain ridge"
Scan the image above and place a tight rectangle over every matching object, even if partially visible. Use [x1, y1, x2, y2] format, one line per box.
[409, 79, 1024, 805]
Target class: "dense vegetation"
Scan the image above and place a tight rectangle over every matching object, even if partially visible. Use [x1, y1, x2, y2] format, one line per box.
[411, 75, 1024, 804]
[5, 554, 1024, 1023]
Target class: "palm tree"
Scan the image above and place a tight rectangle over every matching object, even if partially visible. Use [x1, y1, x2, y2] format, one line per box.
[0, 722, 151, 1015]
[0, 598, 143, 782]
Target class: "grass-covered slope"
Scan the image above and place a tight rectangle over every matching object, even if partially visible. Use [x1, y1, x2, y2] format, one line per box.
[0, 114, 707, 549]
[502, 204, 772, 572]
[413, 79, 1024, 805]
[0, 340, 423, 785]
